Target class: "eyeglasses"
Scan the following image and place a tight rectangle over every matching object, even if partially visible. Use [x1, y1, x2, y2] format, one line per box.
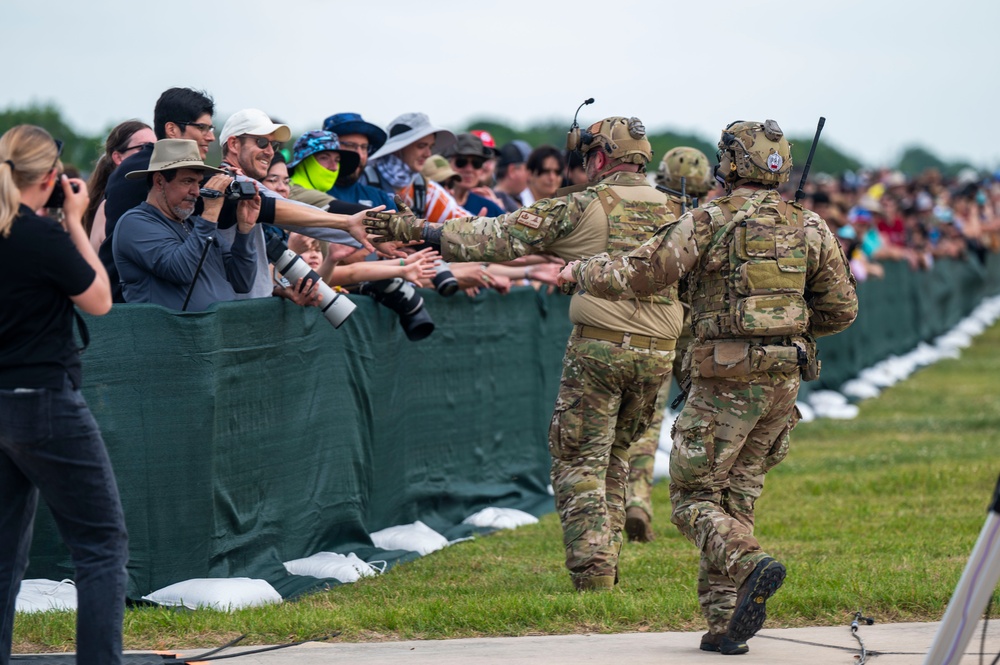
[244, 136, 282, 152]
[176, 121, 215, 135]
[338, 140, 370, 154]
[121, 142, 152, 155]
[454, 157, 484, 169]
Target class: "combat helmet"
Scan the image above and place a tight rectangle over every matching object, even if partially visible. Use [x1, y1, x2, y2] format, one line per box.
[567, 116, 653, 167]
[716, 119, 792, 186]
[656, 146, 712, 197]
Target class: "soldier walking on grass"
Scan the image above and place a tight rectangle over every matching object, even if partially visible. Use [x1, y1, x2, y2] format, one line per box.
[366, 114, 683, 592]
[625, 146, 714, 544]
[559, 120, 858, 654]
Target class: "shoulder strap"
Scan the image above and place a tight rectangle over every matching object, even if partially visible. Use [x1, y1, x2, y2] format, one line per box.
[73, 310, 90, 354]
[412, 174, 427, 217]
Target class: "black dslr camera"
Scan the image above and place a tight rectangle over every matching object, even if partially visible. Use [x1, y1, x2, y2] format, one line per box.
[44, 177, 80, 209]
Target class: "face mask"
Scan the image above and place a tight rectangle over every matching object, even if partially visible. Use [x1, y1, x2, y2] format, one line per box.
[291, 154, 339, 192]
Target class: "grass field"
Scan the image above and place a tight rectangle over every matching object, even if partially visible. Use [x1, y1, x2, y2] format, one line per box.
[13, 324, 1000, 652]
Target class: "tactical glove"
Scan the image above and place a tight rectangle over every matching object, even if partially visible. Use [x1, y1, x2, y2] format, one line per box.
[365, 195, 426, 243]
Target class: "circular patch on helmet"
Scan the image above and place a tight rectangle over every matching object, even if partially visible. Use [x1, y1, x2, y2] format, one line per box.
[766, 152, 784, 172]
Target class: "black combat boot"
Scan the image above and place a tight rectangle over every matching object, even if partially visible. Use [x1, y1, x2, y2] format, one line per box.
[726, 556, 786, 643]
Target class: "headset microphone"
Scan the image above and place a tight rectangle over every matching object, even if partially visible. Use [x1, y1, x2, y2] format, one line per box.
[566, 97, 596, 153]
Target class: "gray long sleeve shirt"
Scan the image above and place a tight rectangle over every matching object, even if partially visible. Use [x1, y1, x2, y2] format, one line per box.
[113, 202, 258, 311]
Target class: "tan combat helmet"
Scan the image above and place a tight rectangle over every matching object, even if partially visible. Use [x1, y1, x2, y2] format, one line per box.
[656, 146, 712, 197]
[568, 116, 653, 167]
[716, 119, 793, 186]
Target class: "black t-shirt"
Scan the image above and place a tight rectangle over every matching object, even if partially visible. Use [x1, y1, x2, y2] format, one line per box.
[0, 205, 96, 389]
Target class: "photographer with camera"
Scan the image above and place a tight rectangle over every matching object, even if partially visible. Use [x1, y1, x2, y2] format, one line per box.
[0, 125, 128, 663]
[112, 139, 260, 311]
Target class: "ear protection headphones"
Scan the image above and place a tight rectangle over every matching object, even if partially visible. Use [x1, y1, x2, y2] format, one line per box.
[713, 119, 744, 184]
[565, 98, 595, 154]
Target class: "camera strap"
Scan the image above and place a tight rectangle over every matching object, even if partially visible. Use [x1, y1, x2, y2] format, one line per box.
[73, 310, 90, 354]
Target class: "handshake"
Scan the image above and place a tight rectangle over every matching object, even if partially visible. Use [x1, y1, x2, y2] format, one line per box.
[364, 195, 429, 243]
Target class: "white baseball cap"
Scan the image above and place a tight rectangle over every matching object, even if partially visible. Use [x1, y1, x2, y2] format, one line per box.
[219, 109, 291, 145]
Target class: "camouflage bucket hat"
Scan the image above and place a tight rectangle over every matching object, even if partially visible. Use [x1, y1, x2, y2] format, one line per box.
[288, 130, 360, 175]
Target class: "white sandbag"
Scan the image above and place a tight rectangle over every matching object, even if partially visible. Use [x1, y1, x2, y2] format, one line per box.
[812, 402, 860, 420]
[141, 577, 281, 611]
[283, 552, 379, 583]
[370, 520, 449, 555]
[840, 379, 880, 401]
[462, 507, 538, 530]
[15, 579, 77, 613]
[809, 390, 849, 408]
[858, 366, 897, 388]
[652, 449, 671, 480]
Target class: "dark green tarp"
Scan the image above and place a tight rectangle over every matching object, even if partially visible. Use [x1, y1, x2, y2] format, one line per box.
[25, 254, 1000, 599]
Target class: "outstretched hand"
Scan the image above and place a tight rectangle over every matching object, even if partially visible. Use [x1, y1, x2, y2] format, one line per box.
[557, 261, 580, 287]
[365, 195, 426, 243]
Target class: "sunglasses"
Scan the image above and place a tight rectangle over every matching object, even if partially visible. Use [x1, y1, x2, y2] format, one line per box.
[121, 142, 153, 155]
[454, 157, 484, 169]
[245, 136, 282, 152]
[50, 139, 64, 170]
[177, 121, 215, 135]
[536, 168, 561, 176]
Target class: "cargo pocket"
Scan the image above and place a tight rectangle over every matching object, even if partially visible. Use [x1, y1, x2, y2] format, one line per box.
[548, 395, 583, 461]
[669, 405, 718, 489]
[762, 406, 801, 472]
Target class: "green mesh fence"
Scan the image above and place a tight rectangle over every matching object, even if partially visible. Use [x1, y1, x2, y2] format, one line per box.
[25, 254, 1000, 599]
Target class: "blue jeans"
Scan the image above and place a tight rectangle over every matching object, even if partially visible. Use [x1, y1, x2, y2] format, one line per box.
[0, 376, 128, 665]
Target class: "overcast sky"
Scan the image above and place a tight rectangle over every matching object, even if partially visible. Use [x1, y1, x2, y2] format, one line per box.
[5, 0, 998, 169]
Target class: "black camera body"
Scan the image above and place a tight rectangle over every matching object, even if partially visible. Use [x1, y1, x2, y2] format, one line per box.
[44, 178, 80, 209]
[224, 179, 257, 200]
[199, 178, 256, 202]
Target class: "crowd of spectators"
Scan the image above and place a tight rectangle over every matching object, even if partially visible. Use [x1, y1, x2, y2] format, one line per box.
[797, 167, 1000, 282]
[51, 86, 1000, 321]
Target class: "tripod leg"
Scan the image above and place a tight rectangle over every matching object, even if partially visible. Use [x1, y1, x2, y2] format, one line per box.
[923, 475, 1000, 665]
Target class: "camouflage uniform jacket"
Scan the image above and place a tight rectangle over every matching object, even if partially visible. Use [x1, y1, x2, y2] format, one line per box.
[437, 171, 684, 339]
[573, 185, 858, 342]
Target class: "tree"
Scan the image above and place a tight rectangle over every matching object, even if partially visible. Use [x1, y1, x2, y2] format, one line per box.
[0, 103, 101, 175]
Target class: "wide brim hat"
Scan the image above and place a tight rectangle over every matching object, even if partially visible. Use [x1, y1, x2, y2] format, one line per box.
[125, 139, 226, 180]
[369, 112, 456, 161]
[323, 112, 388, 154]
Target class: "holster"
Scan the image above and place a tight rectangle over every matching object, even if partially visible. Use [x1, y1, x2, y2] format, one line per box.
[792, 335, 821, 381]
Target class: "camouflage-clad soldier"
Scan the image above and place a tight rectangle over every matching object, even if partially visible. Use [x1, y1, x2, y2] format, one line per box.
[367, 116, 683, 591]
[561, 120, 858, 653]
[625, 146, 714, 544]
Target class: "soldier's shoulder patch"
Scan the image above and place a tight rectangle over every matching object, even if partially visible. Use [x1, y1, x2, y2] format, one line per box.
[516, 211, 544, 229]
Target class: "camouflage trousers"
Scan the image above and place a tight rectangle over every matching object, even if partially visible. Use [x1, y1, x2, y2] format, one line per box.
[626, 324, 691, 519]
[549, 335, 673, 589]
[668, 371, 800, 634]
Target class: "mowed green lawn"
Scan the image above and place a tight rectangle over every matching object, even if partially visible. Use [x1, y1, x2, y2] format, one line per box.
[15, 324, 1000, 652]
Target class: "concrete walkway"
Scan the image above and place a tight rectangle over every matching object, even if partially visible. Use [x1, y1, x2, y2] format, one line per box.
[162, 620, 1000, 664]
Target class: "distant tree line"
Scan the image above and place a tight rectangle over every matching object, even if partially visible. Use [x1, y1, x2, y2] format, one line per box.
[0, 103, 986, 180]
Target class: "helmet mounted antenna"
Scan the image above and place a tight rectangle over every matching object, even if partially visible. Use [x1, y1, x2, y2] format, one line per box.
[795, 117, 826, 203]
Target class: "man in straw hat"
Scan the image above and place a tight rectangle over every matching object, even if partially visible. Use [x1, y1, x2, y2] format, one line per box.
[112, 138, 260, 311]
